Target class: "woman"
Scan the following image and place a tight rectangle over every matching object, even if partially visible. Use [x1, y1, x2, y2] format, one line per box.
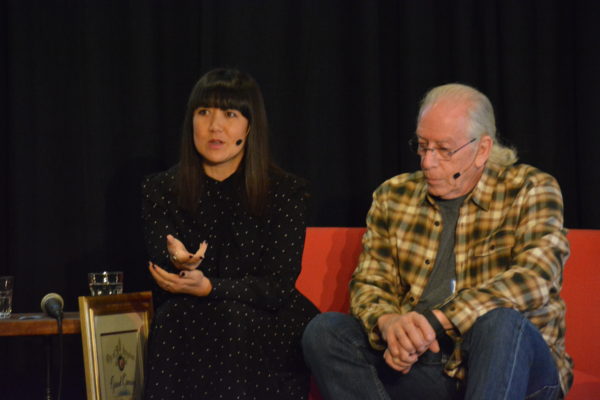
[141, 68, 318, 399]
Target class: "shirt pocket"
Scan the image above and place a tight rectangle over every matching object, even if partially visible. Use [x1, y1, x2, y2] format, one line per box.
[467, 232, 515, 284]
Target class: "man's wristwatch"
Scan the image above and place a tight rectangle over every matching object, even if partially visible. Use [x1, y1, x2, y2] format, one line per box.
[422, 309, 447, 338]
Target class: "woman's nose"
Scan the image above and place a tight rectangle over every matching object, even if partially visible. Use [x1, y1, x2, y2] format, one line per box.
[208, 111, 224, 131]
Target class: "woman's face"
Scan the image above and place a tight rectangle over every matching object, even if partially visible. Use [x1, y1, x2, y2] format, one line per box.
[193, 107, 249, 180]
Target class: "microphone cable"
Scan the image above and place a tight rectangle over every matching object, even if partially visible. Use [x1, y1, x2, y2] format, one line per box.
[56, 314, 63, 400]
[45, 315, 63, 400]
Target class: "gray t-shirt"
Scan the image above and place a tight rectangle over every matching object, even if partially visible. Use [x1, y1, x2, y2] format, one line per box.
[414, 195, 466, 313]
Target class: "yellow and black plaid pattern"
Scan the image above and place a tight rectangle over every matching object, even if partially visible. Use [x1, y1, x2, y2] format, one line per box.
[350, 162, 573, 393]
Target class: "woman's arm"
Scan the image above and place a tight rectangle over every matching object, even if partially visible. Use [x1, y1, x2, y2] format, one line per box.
[141, 170, 184, 305]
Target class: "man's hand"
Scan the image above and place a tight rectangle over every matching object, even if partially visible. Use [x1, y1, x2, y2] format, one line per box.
[378, 312, 440, 373]
[166, 234, 208, 271]
[148, 261, 212, 297]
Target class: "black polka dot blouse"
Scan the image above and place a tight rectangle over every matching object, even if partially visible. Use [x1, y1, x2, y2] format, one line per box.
[141, 165, 318, 400]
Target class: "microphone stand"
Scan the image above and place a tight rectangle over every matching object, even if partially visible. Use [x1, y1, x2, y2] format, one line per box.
[45, 314, 63, 400]
[45, 334, 52, 400]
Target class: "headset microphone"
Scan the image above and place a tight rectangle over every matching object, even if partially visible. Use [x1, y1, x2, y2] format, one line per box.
[235, 139, 243, 146]
[452, 143, 480, 181]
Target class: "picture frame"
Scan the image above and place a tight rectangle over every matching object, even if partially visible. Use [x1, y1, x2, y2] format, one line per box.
[79, 291, 153, 400]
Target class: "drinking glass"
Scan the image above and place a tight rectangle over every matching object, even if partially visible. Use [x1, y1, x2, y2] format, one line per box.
[88, 271, 123, 296]
[0, 276, 14, 318]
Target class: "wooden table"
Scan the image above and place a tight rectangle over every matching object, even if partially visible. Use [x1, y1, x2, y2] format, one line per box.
[0, 312, 80, 336]
[0, 312, 82, 399]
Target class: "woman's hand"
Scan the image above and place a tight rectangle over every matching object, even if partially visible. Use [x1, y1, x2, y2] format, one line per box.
[148, 261, 213, 297]
[166, 234, 208, 271]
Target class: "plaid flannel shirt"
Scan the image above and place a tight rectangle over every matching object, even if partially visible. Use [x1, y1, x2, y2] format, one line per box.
[350, 162, 573, 394]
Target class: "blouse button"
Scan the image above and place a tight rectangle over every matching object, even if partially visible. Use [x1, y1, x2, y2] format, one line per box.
[434, 221, 440, 227]
[425, 259, 431, 265]
[409, 296, 416, 304]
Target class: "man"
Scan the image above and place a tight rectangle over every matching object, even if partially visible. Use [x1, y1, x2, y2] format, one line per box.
[302, 84, 572, 399]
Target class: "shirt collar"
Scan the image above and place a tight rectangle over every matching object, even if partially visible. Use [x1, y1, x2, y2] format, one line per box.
[466, 162, 505, 211]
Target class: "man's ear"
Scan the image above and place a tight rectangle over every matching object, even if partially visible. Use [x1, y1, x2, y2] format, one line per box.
[475, 135, 493, 167]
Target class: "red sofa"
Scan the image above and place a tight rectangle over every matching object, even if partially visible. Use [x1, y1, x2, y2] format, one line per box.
[296, 227, 600, 399]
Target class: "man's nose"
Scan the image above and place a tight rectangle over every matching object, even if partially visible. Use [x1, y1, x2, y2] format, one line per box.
[420, 148, 438, 169]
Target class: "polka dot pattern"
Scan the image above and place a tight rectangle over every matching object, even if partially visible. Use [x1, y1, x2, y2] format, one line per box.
[141, 166, 318, 399]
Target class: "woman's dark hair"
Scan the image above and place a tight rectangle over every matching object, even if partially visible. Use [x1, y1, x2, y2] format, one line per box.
[176, 68, 272, 215]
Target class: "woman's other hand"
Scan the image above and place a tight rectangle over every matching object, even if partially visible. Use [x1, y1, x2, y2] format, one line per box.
[148, 261, 213, 297]
[166, 234, 208, 271]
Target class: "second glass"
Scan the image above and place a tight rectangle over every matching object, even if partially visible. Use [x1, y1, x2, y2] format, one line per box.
[88, 271, 123, 296]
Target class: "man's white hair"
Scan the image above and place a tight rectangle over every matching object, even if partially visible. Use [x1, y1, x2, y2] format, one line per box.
[418, 83, 517, 166]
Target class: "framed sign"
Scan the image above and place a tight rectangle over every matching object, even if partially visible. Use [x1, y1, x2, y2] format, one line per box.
[79, 292, 153, 400]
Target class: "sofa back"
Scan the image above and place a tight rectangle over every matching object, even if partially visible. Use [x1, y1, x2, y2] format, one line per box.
[296, 227, 365, 313]
[561, 229, 600, 382]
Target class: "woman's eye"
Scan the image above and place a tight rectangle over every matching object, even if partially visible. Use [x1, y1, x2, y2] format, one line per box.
[225, 111, 238, 118]
[196, 108, 209, 116]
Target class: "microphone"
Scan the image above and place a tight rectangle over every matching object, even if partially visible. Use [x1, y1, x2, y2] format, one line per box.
[41, 293, 64, 320]
[453, 148, 480, 181]
[235, 139, 243, 146]
[41, 293, 66, 400]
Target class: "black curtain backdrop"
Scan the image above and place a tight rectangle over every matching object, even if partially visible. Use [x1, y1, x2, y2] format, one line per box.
[1, 1, 599, 398]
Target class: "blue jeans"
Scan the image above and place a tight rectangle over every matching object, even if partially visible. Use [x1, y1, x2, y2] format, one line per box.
[302, 308, 561, 400]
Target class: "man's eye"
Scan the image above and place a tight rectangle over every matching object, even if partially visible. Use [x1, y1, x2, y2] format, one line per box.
[439, 148, 450, 153]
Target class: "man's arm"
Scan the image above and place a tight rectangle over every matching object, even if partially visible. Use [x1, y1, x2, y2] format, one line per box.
[350, 182, 406, 349]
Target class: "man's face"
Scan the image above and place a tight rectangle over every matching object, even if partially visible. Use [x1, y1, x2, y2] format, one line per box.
[416, 100, 489, 199]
